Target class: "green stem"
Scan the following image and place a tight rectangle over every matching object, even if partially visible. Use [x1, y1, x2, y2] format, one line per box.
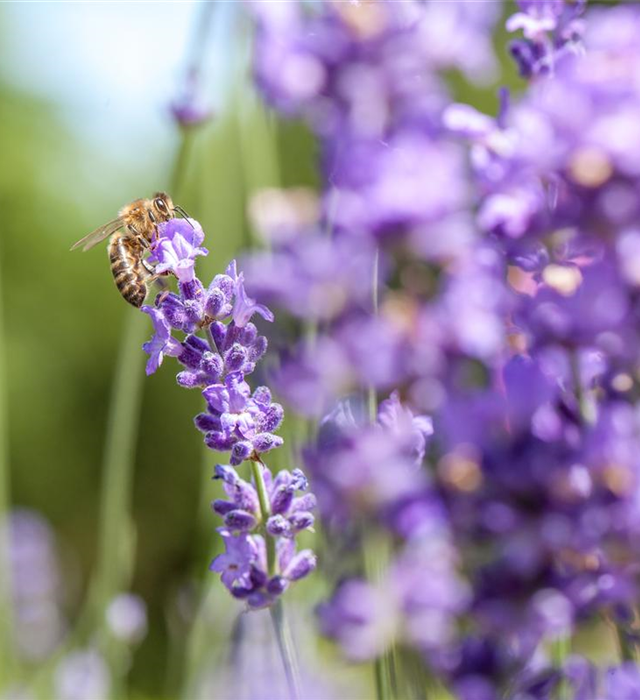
[615, 622, 637, 662]
[249, 458, 301, 700]
[0, 251, 15, 685]
[550, 635, 571, 700]
[365, 246, 394, 700]
[366, 531, 395, 700]
[250, 456, 275, 576]
[367, 247, 380, 423]
[270, 600, 301, 700]
[569, 350, 594, 425]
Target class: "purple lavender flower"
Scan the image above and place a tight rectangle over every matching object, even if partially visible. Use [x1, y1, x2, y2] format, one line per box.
[209, 463, 316, 608]
[211, 533, 316, 610]
[139, 217, 314, 609]
[223, 260, 274, 328]
[148, 218, 208, 284]
[2, 509, 65, 661]
[170, 69, 214, 128]
[306, 395, 434, 530]
[210, 529, 256, 591]
[212, 463, 316, 538]
[319, 534, 468, 663]
[198, 374, 284, 465]
[507, 0, 585, 78]
[243, 232, 377, 322]
[141, 306, 183, 375]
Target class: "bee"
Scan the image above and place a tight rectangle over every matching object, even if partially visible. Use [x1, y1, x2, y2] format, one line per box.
[71, 192, 189, 307]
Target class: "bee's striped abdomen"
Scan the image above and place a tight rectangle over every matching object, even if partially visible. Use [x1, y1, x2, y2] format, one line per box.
[108, 235, 147, 308]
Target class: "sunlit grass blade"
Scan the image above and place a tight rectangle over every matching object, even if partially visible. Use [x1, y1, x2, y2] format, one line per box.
[0, 252, 15, 686]
[89, 310, 147, 639]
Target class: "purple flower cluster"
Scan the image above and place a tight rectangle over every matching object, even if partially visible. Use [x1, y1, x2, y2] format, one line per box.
[507, 0, 586, 79]
[2, 509, 65, 661]
[140, 217, 314, 608]
[245, 0, 640, 695]
[210, 464, 316, 609]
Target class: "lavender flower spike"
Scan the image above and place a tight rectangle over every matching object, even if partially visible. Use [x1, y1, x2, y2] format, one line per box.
[210, 463, 317, 608]
[139, 215, 314, 609]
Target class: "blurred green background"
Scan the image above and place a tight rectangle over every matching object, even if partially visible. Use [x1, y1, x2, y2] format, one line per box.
[0, 2, 520, 697]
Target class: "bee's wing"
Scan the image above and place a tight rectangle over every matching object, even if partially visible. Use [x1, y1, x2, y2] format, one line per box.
[70, 218, 124, 252]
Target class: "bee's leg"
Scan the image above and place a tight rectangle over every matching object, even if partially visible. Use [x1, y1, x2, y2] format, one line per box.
[142, 257, 175, 278]
[141, 258, 156, 275]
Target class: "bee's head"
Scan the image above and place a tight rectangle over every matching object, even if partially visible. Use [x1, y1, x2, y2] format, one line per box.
[150, 192, 174, 223]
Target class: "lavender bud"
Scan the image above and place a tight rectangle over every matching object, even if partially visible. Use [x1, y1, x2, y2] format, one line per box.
[194, 413, 219, 433]
[225, 344, 249, 373]
[266, 514, 292, 537]
[290, 512, 315, 532]
[209, 321, 227, 351]
[249, 336, 268, 363]
[253, 433, 284, 454]
[223, 323, 242, 351]
[184, 299, 204, 327]
[257, 403, 284, 434]
[160, 294, 188, 330]
[240, 323, 258, 345]
[177, 371, 204, 388]
[250, 565, 268, 589]
[230, 441, 253, 465]
[214, 464, 239, 485]
[291, 493, 317, 513]
[200, 351, 223, 378]
[271, 486, 295, 516]
[231, 586, 253, 600]
[212, 499, 235, 516]
[253, 386, 272, 405]
[179, 335, 208, 368]
[284, 550, 317, 582]
[291, 468, 309, 491]
[267, 576, 289, 596]
[180, 279, 205, 302]
[205, 288, 226, 318]
[205, 432, 234, 452]
[210, 273, 235, 301]
[224, 510, 258, 531]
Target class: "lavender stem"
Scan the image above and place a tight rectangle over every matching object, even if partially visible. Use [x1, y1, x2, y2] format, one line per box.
[569, 350, 595, 425]
[367, 247, 380, 423]
[251, 457, 301, 700]
[251, 456, 275, 576]
[270, 600, 302, 700]
[366, 246, 393, 700]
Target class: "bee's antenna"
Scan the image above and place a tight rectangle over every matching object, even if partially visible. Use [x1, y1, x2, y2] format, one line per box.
[175, 205, 195, 229]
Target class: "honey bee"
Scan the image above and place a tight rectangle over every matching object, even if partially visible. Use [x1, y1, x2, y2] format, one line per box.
[71, 193, 189, 307]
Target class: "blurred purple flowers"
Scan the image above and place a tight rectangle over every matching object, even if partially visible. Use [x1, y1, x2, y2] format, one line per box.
[243, 0, 640, 695]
